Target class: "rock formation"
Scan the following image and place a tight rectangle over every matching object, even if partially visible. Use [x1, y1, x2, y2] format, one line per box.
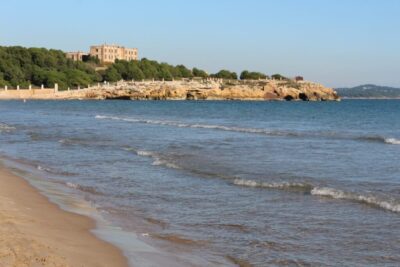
[74, 79, 340, 101]
[0, 79, 340, 101]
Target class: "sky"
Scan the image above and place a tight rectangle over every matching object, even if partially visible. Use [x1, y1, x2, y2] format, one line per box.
[1, 0, 400, 88]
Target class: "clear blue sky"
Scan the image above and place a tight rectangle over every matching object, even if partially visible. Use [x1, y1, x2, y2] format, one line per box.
[1, 0, 399, 87]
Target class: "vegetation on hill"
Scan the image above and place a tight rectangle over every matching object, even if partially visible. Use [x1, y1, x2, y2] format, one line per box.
[103, 58, 199, 82]
[335, 84, 400, 98]
[0, 46, 292, 89]
[0, 46, 101, 89]
[240, 71, 268, 80]
[210, 70, 238, 80]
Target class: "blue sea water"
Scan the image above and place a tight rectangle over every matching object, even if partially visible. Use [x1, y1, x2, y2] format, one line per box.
[0, 100, 399, 266]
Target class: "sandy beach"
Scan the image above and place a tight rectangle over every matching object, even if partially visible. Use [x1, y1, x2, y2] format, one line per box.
[0, 163, 128, 267]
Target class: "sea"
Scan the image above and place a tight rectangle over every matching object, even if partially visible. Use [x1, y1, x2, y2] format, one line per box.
[0, 100, 399, 267]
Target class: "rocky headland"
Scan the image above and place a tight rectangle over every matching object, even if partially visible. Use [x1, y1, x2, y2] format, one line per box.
[0, 79, 340, 101]
[62, 79, 340, 101]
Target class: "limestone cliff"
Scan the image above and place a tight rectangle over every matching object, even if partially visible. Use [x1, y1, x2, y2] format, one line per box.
[77, 79, 340, 101]
[0, 79, 340, 101]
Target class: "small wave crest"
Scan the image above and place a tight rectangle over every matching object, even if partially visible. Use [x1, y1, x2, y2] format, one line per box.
[65, 182, 104, 195]
[37, 165, 52, 172]
[384, 138, 400, 145]
[36, 165, 76, 176]
[152, 159, 181, 169]
[124, 148, 181, 169]
[233, 179, 400, 213]
[233, 179, 313, 192]
[0, 123, 16, 132]
[311, 187, 400, 213]
[357, 135, 400, 145]
[96, 115, 277, 136]
[96, 115, 399, 146]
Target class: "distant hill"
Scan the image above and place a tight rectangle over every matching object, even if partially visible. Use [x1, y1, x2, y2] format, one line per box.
[335, 84, 400, 98]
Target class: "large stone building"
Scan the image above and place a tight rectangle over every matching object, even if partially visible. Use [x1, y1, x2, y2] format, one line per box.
[66, 51, 88, 61]
[66, 44, 138, 64]
[90, 44, 138, 63]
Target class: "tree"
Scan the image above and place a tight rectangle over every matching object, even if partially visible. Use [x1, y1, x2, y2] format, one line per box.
[139, 58, 159, 79]
[43, 70, 68, 88]
[212, 70, 238, 80]
[158, 63, 173, 81]
[0, 46, 101, 89]
[240, 70, 267, 80]
[126, 62, 145, 80]
[271, 74, 287, 80]
[104, 67, 122, 82]
[192, 68, 208, 78]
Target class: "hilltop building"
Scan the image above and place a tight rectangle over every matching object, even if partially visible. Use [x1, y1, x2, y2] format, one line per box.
[90, 44, 138, 64]
[66, 44, 138, 64]
[66, 51, 88, 61]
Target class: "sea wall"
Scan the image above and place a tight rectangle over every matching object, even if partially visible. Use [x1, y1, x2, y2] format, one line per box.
[0, 88, 56, 99]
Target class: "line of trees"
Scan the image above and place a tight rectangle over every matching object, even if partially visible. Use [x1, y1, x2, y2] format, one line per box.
[0, 46, 101, 89]
[103, 59, 284, 82]
[0, 46, 290, 89]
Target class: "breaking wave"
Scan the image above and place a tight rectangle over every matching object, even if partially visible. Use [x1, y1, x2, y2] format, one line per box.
[123, 147, 181, 169]
[384, 138, 400, 145]
[96, 115, 398, 145]
[65, 182, 104, 195]
[311, 187, 400, 213]
[96, 115, 284, 136]
[356, 136, 400, 145]
[233, 179, 313, 192]
[0, 123, 16, 132]
[36, 165, 76, 176]
[233, 179, 400, 213]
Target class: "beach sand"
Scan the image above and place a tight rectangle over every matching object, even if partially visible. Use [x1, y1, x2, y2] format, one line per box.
[0, 164, 128, 267]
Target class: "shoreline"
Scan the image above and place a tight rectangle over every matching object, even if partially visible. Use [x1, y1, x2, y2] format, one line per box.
[0, 162, 129, 267]
[0, 79, 340, 101]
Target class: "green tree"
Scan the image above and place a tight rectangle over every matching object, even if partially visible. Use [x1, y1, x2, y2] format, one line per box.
[271, 74, 287, 80]
[0, 46, 102, 89]
[104, 67, 122, 82]
[158, 63, 173, 81]
[126, 62, 145, 80]
[175, 65, 193, 78]
[139, 58, 159, 79]
[240, 70, 268, 80]
[192, 68, 208, 78]
[212, 70, 238, 80]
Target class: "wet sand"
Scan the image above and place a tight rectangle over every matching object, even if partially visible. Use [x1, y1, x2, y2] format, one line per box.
[0, 164, 128, 267]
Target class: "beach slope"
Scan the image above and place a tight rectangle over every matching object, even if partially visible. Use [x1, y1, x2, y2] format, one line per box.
[0, 164, 128, 267]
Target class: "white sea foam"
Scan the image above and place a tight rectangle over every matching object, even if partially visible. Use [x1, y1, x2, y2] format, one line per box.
[128, 149, 181, 169]
[152, 159, 181, 169]
[136, 150, 155, 157]
[96, 115, 273, 136]
[311, 187, 400, 213]
[0, 123, 16, 132]
[233, 179, 312, 191]
[234, 179, 400, 213]
[96, 115, 400, 146]
[384, 138, 400, 145]
[66, 182, 79, 189]
[37, 165, 53, 173]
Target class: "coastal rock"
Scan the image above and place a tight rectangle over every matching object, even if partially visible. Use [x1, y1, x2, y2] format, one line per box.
[0, 79, 340, 101]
